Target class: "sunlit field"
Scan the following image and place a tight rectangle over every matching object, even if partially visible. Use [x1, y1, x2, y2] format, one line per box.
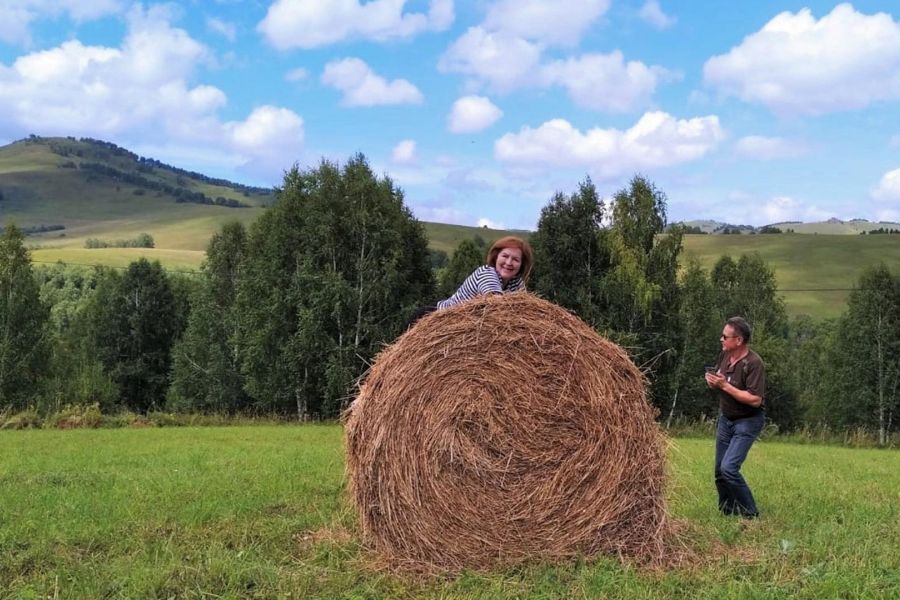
[681, 233, 900, 319]
[2, 426, 897, 598]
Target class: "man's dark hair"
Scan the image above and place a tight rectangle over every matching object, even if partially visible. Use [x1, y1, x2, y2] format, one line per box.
[726, 316, 752, 343]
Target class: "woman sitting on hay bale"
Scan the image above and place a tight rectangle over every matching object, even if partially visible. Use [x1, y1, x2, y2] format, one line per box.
[409, 236, 533, 326]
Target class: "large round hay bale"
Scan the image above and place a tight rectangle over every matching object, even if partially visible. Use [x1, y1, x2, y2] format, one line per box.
[344, 293, 667, 572]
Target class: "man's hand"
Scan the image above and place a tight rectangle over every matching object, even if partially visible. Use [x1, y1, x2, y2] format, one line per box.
[705, 372, 726, 389]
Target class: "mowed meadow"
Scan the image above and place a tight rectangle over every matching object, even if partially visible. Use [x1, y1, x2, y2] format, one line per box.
[1, 425, 898, 599]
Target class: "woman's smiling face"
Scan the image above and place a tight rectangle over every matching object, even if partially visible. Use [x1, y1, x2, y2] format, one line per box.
[494, 246, 522, 282]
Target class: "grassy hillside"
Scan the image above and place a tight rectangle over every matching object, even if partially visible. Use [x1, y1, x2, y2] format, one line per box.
[681, 218, 900, 234]
[1, 425, 897, 598]
[3, 136, 898, 318]
[422, 221, 528, 254]
[768, 219, 900, 234]
[1, 136, 522, 269]
[0, 136, 270, 268]
[681, 233, 900, 318]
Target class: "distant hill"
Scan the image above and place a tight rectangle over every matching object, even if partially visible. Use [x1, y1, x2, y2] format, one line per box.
[0, 136, 274, 261]
[0, 136, 522, 267]
[676, 217, 900, 235]
[2, 136, 899, 319]
[766, 218, 900, 234]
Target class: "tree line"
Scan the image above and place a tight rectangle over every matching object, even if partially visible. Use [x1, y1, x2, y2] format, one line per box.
[79, 162, 249, 208]
[1, 156, 897, 441]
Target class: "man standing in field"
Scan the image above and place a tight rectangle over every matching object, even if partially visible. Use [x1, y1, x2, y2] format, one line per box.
[705, 316, 766, 519]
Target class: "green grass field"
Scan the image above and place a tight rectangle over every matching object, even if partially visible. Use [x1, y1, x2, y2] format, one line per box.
[1, 425, 897, 598]
[681, 233, 900, 318]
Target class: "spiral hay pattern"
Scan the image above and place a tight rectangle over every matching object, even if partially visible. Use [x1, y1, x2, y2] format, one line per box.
[344, 293, 667, 572]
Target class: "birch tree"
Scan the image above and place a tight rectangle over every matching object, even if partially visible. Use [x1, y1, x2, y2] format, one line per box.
[0, 224, 48, 409]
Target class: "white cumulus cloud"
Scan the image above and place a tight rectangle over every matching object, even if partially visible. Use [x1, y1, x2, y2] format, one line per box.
[540, 51, 664, 112]
[638, 1, 675, 30]
[391, 139, 416, 164]
[226, 106, 303, 153]
[0, 0, 122, 45]
[0, 6, 304, 181]
[759, 196, 833, 224]
[448, 95, 502, 133]
[321, 58, 423, 107]
[438, 27, 543, 92]
[483, 0, 610, 47]
[703, 3, 900, 115]
[872, 168, 900, 202]
[258, 0, 453, 50]
[477, 217, 506, 229]
[0, 6, 35, 46]
[439, 3, 665, 111]
[494, 111, 724, 179]
[734, 135, 806, 160]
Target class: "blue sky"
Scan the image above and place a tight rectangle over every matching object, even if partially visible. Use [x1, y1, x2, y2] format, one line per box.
[2, 1, 900, 229]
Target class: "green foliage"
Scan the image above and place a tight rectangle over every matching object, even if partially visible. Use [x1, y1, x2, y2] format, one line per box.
[531, 178, 609, 327]
[428, 248, 449, 270]
[668, 223, 705, 234]
[35, 263, 118, 412]
[602, 177, 683, 410]
[237, 156, 434, 418]
[86, 259, 185, 412]
[0, 224, 49, 409]
[820, 264, 900, 442]
[437, 238, 485, 299]
[710, 253, 788, 337]
[85, 232, 155, 248]
[862, 227, 900, 234]
[611, 174, 666, 255]
[169, 222, 250, 413]
[668, 258, 720, 422]
[48, 403, 103, 429]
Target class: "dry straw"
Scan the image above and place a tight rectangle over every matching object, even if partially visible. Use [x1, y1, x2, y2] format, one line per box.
[344, 293, 667, 572]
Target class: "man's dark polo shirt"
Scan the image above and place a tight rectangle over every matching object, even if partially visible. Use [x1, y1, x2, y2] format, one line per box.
[714, 349, 766, 420]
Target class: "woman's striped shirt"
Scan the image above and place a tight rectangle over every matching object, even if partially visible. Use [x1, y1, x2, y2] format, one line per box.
[436, 265, 525, 309]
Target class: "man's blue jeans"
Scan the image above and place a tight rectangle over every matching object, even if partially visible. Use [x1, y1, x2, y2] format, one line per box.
[715, 413, 764, 517]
